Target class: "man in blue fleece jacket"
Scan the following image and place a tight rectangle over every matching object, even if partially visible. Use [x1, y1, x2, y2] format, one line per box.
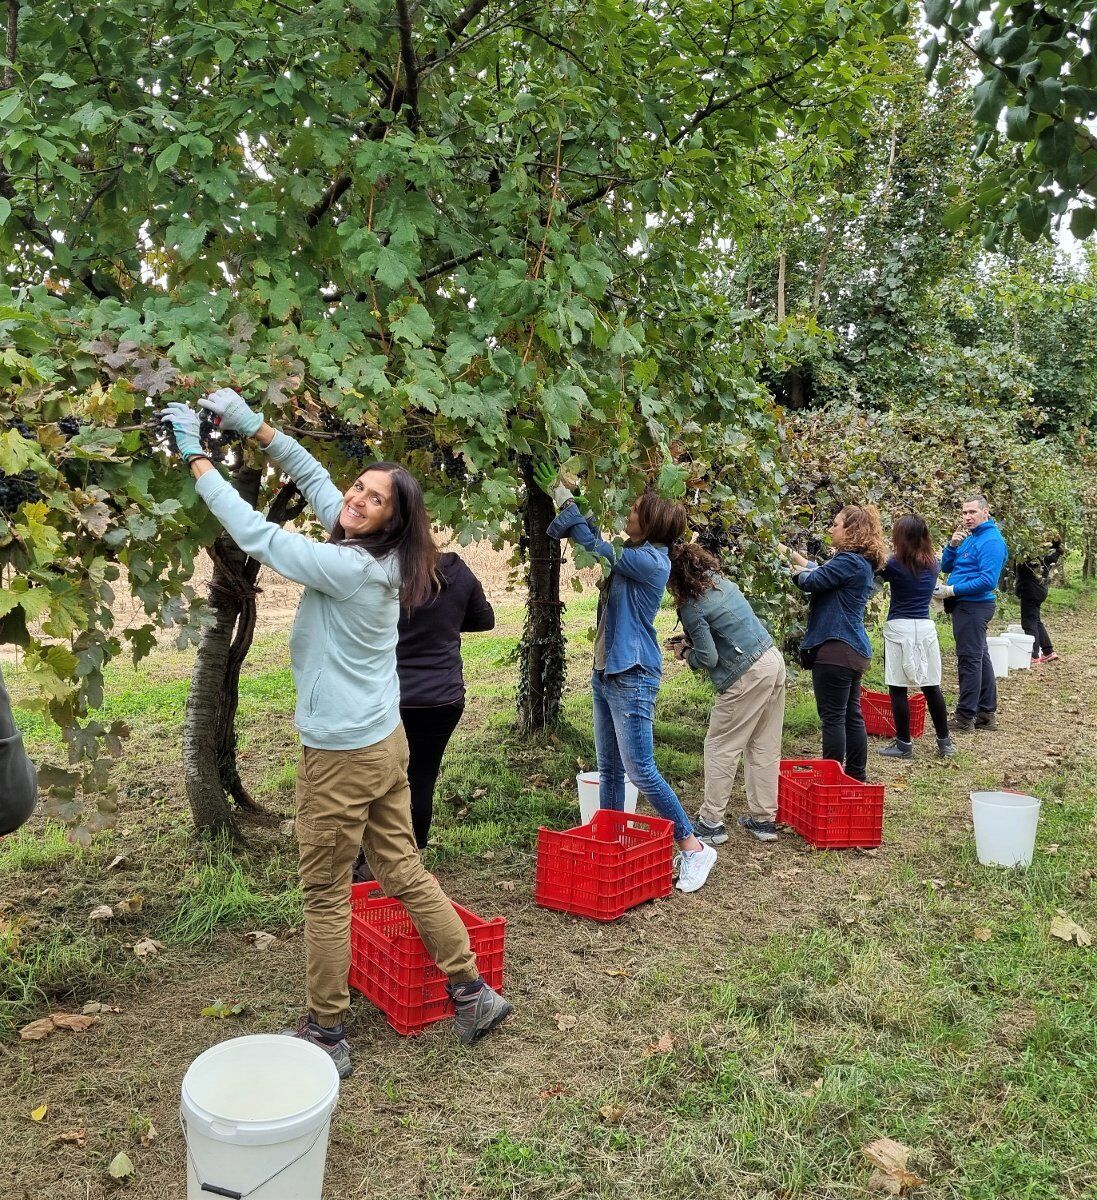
[934, 495, 1008, 731]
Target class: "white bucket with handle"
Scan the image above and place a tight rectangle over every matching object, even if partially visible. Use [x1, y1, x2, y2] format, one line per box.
[1005, 631, 1034, 669]
[971, 790, 1041, 867]
[986, 636, 1011, 679]
[576, 771, 639, 825]
[1007, 623, 1025, 634]
[181, 1034, 339, 1200]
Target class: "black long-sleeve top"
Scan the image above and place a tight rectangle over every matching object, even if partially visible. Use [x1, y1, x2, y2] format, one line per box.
[396, 553, 495, 707]
[1, 664, 37, 835]
[1015, 542, 1062, 600]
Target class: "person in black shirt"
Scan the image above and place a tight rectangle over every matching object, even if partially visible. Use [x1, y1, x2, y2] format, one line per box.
[353, 552, 494, 881]
[1, 664, 37, 836]
[1015, 538, 1062, 664]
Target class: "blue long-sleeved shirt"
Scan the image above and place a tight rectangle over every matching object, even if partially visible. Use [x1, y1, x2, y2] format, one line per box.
[940, 519, 1008, 602]
[546, 503, 669, 678]
[195, 432, 402, 751]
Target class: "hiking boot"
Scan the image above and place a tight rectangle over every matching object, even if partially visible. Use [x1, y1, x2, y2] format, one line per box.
[878, 738, 913, 760]
[675, 842, 717, 893]
[695, 818, 728, 846]
[447, 978, 512, 1045]
[975, 712, 999, 731]
[737, 815, 778, 842]
[936, 735, 957, 758]
[948, 714, 975, 733]
[351, 850, 375, 884]
[282, 1013, 352, 1079]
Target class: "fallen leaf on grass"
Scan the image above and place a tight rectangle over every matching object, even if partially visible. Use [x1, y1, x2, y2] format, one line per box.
[19, 1013, 99, 1040]
[803, 1077, 824, 1096]
[643, 1031, 674, 1057]
[862, 1137, 924, 1195]
[58, 1130, 86, 1148]
[539, 1083, 569, 1100]
[107, 1150, 135, 1180]
[972, 927, 992, 942]
[598, 1102, 626, 1124]
[603, 968, 629, 978]
[244, 931, 277, 951]
[30, 1103, 48, 1122]
[472, 788, 487, 799]
[88, 905, 114, 922]
[890, 780, 908, 792]
[133, 938, 164, 958]
[553, 1013, 577, 1032]
[201, 999, 247, 1019]
[1045, 843, 1060, 855]
[856, 847, 879, 858]
[139, 1122, 157, 1147]
[925, 878, 948, 891]
[279, 819, 295, 837]
[106, 854, 128, 871]
[116, 894, 143, 915]
[495, 880, 516, 892]
[1049, 912, 1092, 947]
[82, 1001, 121, 1015]
[481, 850, 495, 861]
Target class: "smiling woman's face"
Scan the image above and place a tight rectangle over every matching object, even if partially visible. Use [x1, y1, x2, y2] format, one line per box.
[340, 469, 394, 537]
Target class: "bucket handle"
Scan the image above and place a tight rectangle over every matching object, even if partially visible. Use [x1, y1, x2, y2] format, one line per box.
[180, 1109, 330, 1200]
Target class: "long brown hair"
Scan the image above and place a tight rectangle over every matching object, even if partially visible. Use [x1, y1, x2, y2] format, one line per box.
[634, 492, 687, 546]
[330, 462, 438, 608]
[835, 504, 888, 571]
[891, 513, 937, 576]
[667, 542, 720, 606]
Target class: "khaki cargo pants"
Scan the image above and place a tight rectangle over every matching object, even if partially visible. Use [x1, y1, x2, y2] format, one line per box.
[295, 724, 478, 1026]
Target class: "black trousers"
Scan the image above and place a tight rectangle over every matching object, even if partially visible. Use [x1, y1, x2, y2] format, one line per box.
[950, 600, 997, 719]
[401, 702, 465, 848]
[811, 663, 867, 782]
[888, 685, 949, 741]
[1018, 594, 1053, 657]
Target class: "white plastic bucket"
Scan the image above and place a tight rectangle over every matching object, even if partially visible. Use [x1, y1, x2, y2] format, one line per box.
[181, 1035, 340, 1200]
[576, 771, 639, 825]
[986, 636, 1011, 679]
[1005, 631, 1034, 669]
[971, 790, 1041, 868]
[1007, 623, 1025, 634]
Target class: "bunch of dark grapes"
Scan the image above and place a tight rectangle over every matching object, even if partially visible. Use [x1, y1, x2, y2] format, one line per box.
[0, 470, 43, 514]
[58, 415, 85, 439]
[430, 445, 468, 482]
[319, 411, 373, 464]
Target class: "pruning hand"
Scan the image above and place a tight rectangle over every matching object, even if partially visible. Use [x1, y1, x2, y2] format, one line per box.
[159, 402, 205, 463]
[199, 387, 264, 436]
[532, 461, 579, 509]
[933, 581, 955, 600]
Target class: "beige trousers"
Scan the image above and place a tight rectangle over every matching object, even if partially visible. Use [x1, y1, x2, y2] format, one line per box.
[295, 724, 478, 1026]
[699, 646, 786, 826]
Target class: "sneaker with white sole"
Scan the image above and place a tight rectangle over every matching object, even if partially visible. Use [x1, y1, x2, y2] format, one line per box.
[737, 815, 778, 841]
[281, 1013, 352, 1079]
[694, 818, 728, 845]
[675, 843, 717, 893]
[447, 978, 512, 1045]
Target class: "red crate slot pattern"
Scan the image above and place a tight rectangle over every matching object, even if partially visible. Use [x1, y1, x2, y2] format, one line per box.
[860, 688, 926, 738]
[777, 759, 885, 849]
[535, 808, 674, 922]
[348, 882, 505, 1036]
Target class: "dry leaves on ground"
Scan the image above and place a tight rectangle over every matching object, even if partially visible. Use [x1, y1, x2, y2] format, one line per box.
[201, 999, 247, 1019]
[643, 1031, 675, 1057]
[1049, 912, 1092, 946]
[107, 1151, 135, 1180]
[82, 1001, 121, 1015]
[245, 931, 277, 951]
[495, 880, 516, 892]
[862, 1137, 925, 1195]
[58, 1130, 87, 1148]
[19, 1013, 99, 1040]
[553, 1013, 577, 1032]
[973, 927, 993, 941]
[139, 1122, 157, 1147]
[116, 893, 144, 915]
[133, 938, 164, 958]
[30, 1103, 48, 1122]
[106, 854, 128, 871]
[539, 1083, 569, 1100]
[598, 1102, 626, 1124]
[88, 904, 114, 922]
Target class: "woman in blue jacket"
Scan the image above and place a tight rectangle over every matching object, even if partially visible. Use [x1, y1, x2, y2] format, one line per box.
[535, 466, 717, 894]
[782, 505, 888, 782]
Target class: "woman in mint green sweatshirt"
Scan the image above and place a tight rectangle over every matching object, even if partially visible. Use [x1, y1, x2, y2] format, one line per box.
[161, 390, 510, 1077]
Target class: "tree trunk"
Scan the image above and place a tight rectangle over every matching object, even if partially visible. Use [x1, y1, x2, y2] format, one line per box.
[183, 469, 303, 835]
[776, 249, 786, 323]
[516, 458, 566, 734]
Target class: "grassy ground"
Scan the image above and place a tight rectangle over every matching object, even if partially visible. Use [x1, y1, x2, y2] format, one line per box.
[1, 580, 1094, 1199]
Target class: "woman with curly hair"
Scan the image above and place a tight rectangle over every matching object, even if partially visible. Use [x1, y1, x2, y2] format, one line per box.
[666, 543, 786, 844]
[782, 505, 887, 783]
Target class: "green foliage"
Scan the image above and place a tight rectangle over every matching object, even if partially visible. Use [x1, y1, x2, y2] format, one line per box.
[924, 1, 1097, 245]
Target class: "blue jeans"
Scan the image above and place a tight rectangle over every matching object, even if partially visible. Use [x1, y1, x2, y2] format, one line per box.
[591, 668, 694, 842]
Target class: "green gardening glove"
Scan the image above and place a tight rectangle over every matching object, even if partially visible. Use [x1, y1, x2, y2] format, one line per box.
[532, 461, 581, 509]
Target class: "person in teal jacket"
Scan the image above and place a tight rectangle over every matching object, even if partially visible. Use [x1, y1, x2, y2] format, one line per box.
[160, 389, 510, 1076]
[934, 494, 1008, 731]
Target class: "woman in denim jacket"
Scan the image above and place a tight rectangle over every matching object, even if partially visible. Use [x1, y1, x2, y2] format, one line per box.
[782, 505, 887, 782]
[535, 467, 718, 894]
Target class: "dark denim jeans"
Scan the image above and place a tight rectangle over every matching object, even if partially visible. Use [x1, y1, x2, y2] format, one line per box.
[810, 663, 867, 782]
[591, 667, 694, 842]
[951, 600, 997, 718]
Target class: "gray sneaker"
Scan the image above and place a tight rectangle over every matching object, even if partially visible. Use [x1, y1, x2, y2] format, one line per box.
[282, 1013, 352, 1079]
[878, 738, 913, 759]
[737, 815, 778, 842]
[447, 979, 512, 1045]
[695, 818, 729, 845]
[936, 735, 957, 757]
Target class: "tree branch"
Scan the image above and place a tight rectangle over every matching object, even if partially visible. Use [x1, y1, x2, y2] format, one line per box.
[428, 0, 494, 61]
[394, 0, 420, 129]
[4, 0, 19, 89]
[305, 115, 390, 227]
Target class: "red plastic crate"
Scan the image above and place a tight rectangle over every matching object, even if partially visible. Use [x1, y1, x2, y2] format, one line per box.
[860, 687, 926, 738]
[777, 759, 885, 849]
[534, 809, 673, 922]
[348, 882, 505, 1036]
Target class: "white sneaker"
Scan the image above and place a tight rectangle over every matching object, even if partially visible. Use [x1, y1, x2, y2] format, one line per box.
[675, 843, 717, 893]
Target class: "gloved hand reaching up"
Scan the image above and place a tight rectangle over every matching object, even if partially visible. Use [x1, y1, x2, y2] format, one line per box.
[199, 387, 264, 436]
[532, 461, 582, 510]
[159, 402, 205, 463]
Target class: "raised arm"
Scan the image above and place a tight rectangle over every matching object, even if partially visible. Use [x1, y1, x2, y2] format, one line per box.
[792, 553, 864, 594]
